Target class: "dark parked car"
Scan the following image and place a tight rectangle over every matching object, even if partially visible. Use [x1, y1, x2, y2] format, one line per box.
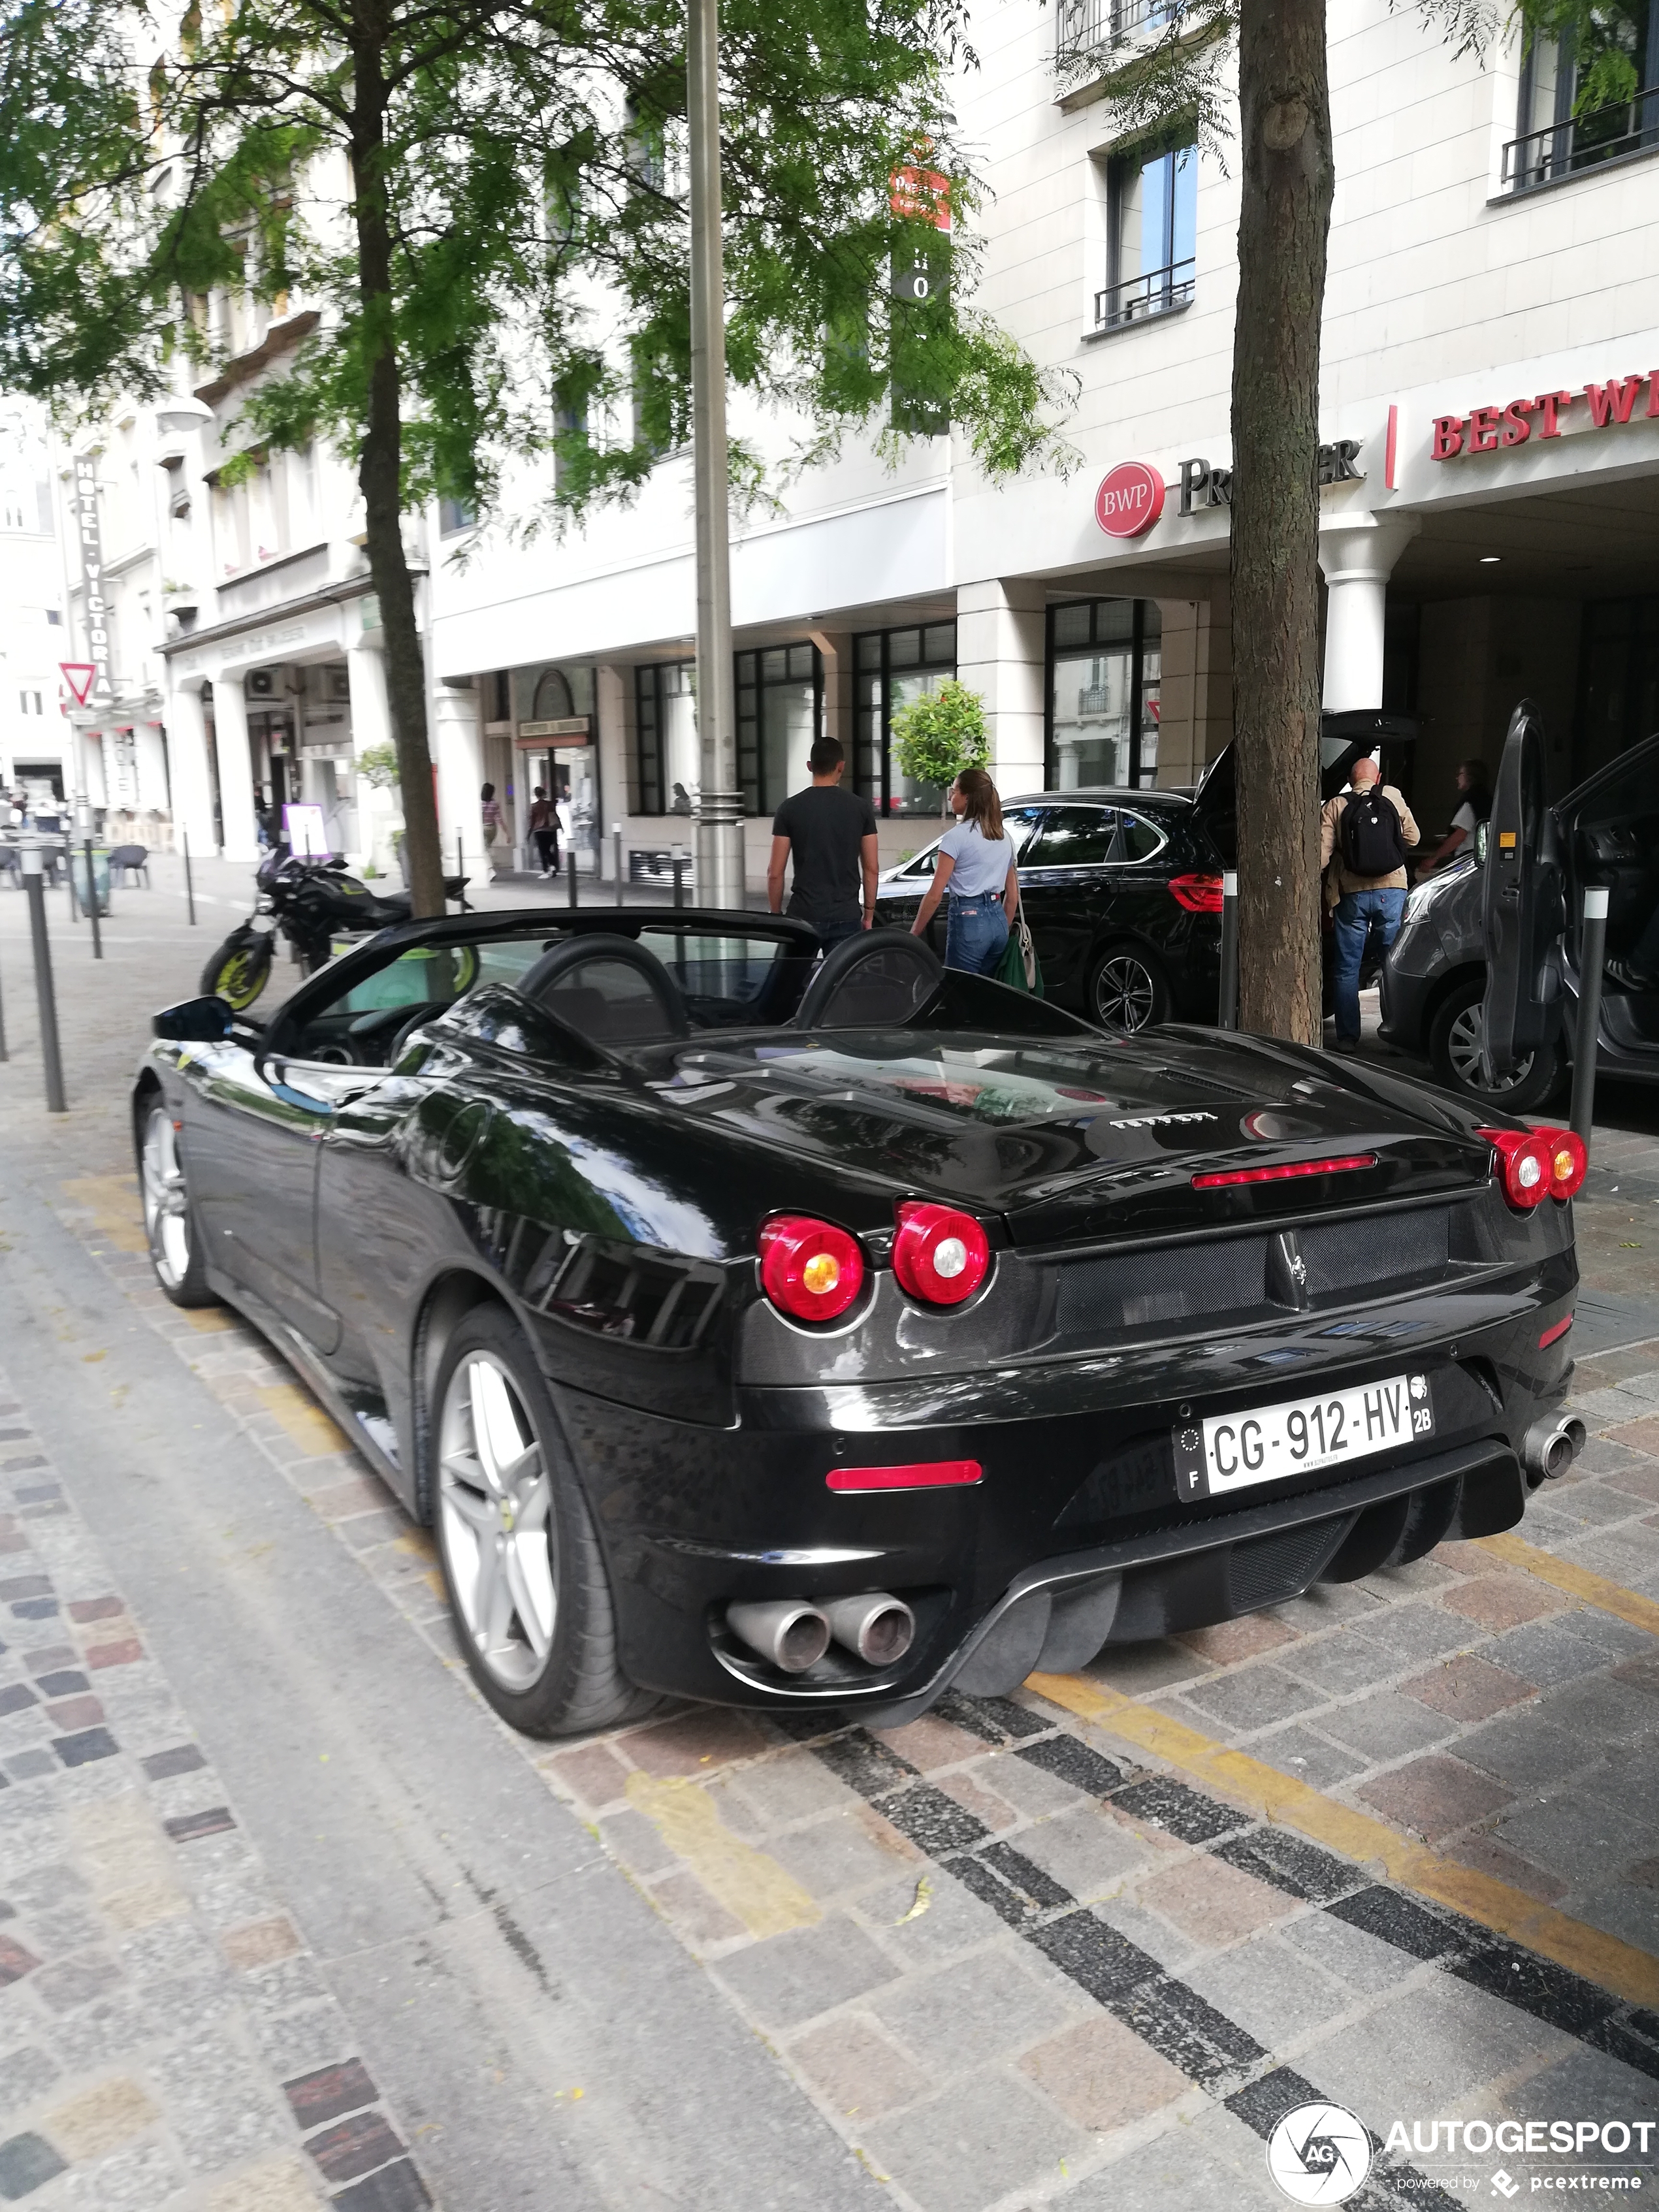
[137, 909, 1585, 1737]
[873, 786, 1230, 1031]
[1382, 707, 1659, 1110]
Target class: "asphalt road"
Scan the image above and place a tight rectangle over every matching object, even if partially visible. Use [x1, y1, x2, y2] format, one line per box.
[1, 856, 1656, 2212]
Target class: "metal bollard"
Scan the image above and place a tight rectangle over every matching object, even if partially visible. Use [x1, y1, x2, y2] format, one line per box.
[84, 838, 103, 959]
[1570, 884, 1608, 1148]
[612, 824, 624, 904]
[671, 843, 687, 910]
[1217, 869, 1240, 1030]
[456, 832, 464, 896]
[21, 842, 67, 1112]
[183, 830, 197, 925]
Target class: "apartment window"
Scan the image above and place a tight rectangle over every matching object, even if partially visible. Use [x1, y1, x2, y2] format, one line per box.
[46, 609, 61, 626]
[1047, 599, 1162, 790]
[1097, 142, 1195, 330]
[438, 495, 476, 536]
[854, 623, 958, 817]
[737, 644, 823, 816]
[553, 394, 588, 494]
[634, 661, 697, 817]
[1506, 4, 1659, 188]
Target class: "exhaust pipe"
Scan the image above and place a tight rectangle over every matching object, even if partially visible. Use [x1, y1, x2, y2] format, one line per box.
[1521, 1411, 1587, 1485]
[726, 1598, 830, 1673]
[823, 1592, 916, 1667]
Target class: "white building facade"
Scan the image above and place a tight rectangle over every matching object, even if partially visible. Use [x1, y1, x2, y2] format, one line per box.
[84, 0, 1659, 882]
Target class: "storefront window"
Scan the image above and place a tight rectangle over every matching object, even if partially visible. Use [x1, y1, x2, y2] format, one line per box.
[737, 644, 822, 816]
[634, 661, 698, 818]
[514, 662, 599, 874]
[854, 622, 958, 816]
[1048, 599, 1161, 790]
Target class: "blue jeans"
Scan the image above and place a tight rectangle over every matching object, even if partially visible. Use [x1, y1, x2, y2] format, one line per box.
[815, 917, 863, 952]
[1332, 886, 1408, 1041]
[945, 893, 1009, 977]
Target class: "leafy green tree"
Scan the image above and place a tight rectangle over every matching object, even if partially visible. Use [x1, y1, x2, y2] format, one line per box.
[890, 677, 990, 806]
[0, 0, 1076, 912]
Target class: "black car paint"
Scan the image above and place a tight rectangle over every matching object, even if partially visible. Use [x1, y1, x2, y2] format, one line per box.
[1381, 715, 1659, 1091]
[137, 906, 1576, 1719]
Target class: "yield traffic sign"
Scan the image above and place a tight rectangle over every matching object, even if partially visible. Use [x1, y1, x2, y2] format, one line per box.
[59, 662, 97, 705]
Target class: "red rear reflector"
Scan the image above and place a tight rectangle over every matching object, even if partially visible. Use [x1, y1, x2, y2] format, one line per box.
[1168, 872, 1225, 914]
[827, 1460, 982, 1493]
[1539, 1315, 1573, 1349]
[1192, 1153, 1377, 1191]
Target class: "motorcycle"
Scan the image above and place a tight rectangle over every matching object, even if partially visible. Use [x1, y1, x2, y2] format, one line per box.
[201, 850, 472, 1011]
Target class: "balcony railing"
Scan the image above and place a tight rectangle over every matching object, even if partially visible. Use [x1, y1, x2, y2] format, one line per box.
[1095, 258, 1195, 332]
[1501, 84, 1659, 190]
[1055, 0, 1185, 68]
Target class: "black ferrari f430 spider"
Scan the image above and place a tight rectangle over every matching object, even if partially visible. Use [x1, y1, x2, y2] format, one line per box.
[135, 908, 1586, 1735]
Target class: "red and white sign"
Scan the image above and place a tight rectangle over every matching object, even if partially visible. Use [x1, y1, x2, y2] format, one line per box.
[59, 662, 97, 706]
[1095, 462, 1166, 538]
[1431, 370, 1659, 460]
[889, 164, 951, 231]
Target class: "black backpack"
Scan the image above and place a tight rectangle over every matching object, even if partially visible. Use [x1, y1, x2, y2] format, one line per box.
[1338, 787, 1406, 877]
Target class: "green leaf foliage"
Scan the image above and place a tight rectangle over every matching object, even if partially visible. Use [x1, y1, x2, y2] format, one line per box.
[890, 678, 989, 792]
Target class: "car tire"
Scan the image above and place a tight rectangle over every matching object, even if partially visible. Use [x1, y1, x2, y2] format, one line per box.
[1088, 943, 1170, 1035]
[1428, 976, 1565, 1113]
[139, 1101, 216, 1307]
[432, 1304, 657, 1738]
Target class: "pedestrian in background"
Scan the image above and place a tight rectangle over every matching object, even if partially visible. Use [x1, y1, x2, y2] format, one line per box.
[1320, 756, 1420, 1055]
[910, 768, 1020, 976]
[767, 736, 878, 947]
[528, 784, 560, 878]
[1419, 758, 1491, 873]
[480, 782, 502, 880]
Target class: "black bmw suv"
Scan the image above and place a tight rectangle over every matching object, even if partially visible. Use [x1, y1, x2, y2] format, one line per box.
[872, 785, 1231, 1031]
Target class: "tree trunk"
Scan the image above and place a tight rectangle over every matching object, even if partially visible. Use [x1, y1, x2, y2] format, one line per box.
[1229, 0, 1334, 1042]
[350, 5, 445, 918]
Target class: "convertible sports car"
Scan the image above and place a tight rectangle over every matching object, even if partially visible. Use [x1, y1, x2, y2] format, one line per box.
[135, 909, 1587, 1737]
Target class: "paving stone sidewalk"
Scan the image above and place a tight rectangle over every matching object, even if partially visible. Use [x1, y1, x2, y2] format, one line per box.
[0, 1369, 434, 2211]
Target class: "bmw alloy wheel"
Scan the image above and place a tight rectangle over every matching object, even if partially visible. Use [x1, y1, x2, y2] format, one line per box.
[140, 1107, 193, 1291]
[1093, 952, 1158, 1033]
[438, 1353, 557, 1691]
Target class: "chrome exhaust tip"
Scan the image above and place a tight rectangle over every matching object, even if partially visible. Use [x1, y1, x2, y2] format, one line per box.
[726, 1598, 831, 1673]
[823, 1592, 916, 1667]
[1522, 1412, 1587, 1484]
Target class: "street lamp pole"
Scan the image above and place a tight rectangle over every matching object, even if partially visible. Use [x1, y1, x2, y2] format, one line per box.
[687, 0, 745, 910]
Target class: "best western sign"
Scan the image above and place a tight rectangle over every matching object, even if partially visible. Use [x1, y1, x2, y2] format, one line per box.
[1432, 371, 1659, 458]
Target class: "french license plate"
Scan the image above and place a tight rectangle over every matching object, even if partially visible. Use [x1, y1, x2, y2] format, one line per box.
[1172, 1372, 1434, 1503]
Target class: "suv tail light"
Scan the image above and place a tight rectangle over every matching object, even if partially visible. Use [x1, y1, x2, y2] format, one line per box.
[759, 1215, 865, 1322]
[892, 1202, 990, 1306]
[1479, 1127, 1555, 1210]
[1168, 873, 1225, 914]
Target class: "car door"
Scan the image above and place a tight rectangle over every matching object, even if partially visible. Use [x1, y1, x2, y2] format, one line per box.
[1481, 701, 1566, 1083]
[876, 806, 1046, 959]
[1554, 728, 1659, 1057]
[1016, 805, 1118, 995]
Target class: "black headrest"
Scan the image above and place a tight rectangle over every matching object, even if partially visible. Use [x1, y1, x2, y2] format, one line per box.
[793, 929, 944, 1031]
[516, 933, 690, 1046]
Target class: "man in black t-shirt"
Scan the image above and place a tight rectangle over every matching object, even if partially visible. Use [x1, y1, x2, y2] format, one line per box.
[767, 736, 879, 944]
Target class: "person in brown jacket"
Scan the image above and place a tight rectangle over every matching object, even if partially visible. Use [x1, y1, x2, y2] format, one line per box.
[1318, 756, 1420, 1054]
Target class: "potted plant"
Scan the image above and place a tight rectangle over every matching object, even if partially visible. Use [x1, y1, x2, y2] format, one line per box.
[890, 679, 990, 814]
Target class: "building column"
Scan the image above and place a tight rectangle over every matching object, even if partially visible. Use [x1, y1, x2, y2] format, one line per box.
[163, 684, 217, 856]
[432, 678, 487, 881]
[346, 641, 398, 873]
[1318, 518, 1419, 713]
[209, 677, 261, 862]
[955, 579, 1047, 794]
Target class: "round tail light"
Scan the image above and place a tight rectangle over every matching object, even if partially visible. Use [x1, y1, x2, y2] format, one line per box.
[892, 1202, 990, 1306]
[1478, 1127, 1554, 1210]
[759, 1215, 865, 1322]
[1545, 1127, 1587, 1200]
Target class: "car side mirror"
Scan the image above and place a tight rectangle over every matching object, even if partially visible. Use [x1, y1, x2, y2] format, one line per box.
[1474, 820, 1490, 864]
[152, 995, 234, 1042]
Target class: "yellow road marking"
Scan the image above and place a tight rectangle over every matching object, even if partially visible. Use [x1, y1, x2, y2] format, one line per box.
[1475, 1531, 1659, 1640]
[1027, 1671, 1659, 2009]
[626, 1771, 821, 1940]
[61, 1174, 146, 1255]
[257, 1383, 348, 1458]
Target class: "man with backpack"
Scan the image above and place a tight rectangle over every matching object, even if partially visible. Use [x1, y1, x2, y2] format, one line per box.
[1319, 754, 1421, 1055]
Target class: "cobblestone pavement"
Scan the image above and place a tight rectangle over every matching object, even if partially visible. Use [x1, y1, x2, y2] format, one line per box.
[2, 868, 1658, 2209]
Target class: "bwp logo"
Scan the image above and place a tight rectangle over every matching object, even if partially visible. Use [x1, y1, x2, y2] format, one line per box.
[1266, 2102, 1375, 2204]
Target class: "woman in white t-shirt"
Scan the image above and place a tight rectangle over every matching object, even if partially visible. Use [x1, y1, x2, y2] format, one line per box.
[1421, 758, 1491, 873]
[910, 769, 1020, 975]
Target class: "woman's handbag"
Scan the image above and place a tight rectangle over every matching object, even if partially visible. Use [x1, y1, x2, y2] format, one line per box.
[995, 907, 1042, 997]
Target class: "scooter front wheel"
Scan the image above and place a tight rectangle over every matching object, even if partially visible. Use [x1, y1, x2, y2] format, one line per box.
[201, 931, 273, 1010]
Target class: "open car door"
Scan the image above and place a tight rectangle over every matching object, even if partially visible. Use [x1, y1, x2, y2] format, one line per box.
[1555, 729, 1659, 1057]
[1482, 700, 1566, 1083]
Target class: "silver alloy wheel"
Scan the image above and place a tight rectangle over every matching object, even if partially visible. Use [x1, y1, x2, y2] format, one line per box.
[1445, 1000, 1533, 1097]
[140, 1107, 192, 1289]
[1094, 954, 1157, 1033]
[438, 1352, 556, 1691]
